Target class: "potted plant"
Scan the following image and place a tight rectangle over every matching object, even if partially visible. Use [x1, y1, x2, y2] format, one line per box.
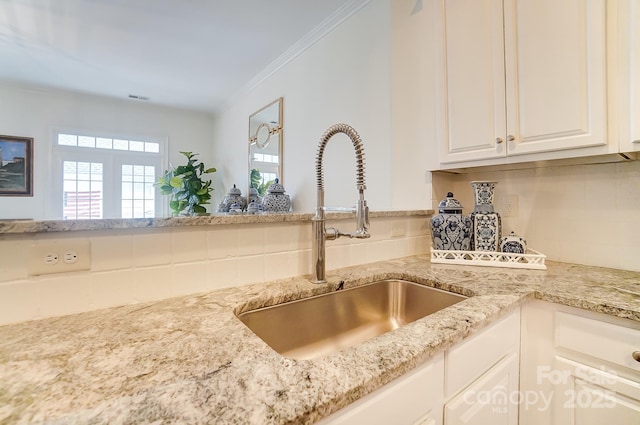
[155, 151, 216, 216]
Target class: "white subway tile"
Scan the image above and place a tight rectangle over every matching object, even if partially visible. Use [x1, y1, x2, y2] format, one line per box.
[133, 231, 172, 267]
[289, 223, 311, 251]
[0, 238, 30, 282]
[289, 250, 311, 277]
[326, 244, 352, 270]
[378, 239, 397, 260]
[172, 228, 207, 263]
[237, 225, 266, 256]
[206, 258, 237, 289]
[389, 218, 408, 238]
[416, 236, 429, 255]
[90, 270, 136, 309]
[350, 242, 369, 266]
[264, 224, 292, 253]
[34, 274, 91, 319]
[391, 238, 409, 259]
[90, 234, 133, 271]
[366, 240, 387, 263]
[207, 226, 238, 259]
[369, 218, 391, 241]
[172, 262, 207, 296]
[264, 252, 291, 281]
[0, 280, 38, 325]
[407, 217, 429, 237]
[133, 266, 173, 303]
[237, 255, 265, 285]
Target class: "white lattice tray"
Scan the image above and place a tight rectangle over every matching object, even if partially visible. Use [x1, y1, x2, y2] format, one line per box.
[431, 248, 547, 270]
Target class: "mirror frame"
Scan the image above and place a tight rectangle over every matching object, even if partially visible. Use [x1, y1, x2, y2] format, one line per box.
[248, 97, 283, 202]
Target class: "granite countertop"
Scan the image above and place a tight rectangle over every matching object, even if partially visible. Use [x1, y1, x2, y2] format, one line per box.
[0, 210, 430, 234]
[1, 256, 639, 424]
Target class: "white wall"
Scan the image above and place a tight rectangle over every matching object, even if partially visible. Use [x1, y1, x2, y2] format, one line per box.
[390, 0, 437, 210]
[212, 0, 395, 213]
[0, 82, 215, 220]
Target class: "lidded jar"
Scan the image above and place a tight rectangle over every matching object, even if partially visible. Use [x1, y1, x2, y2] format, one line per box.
[500, 231, 527, 254]
[218, 184, 247, 213]
[261, 178, 291, 212]
[248, 187, 262, 205]
[430, 192, 472, 250]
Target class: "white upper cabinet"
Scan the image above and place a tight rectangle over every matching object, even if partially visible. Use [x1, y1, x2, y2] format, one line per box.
[435, 0, 612, 168]
[620, 0, 640, 153]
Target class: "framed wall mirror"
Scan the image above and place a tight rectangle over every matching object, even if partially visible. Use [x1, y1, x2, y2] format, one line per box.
[248, 97, 283, 200]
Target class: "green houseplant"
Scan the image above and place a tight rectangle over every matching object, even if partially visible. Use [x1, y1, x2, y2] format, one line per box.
[250, 168, 274, 197]
[156, 151, 216, 216]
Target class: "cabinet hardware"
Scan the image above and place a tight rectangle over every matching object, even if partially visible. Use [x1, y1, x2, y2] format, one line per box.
[507, 135, 516, 142]
[633, 351, 640, 362]
[495, 137, 504, 144]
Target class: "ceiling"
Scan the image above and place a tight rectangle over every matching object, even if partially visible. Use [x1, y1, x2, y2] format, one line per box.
[0, 0, 361, 113]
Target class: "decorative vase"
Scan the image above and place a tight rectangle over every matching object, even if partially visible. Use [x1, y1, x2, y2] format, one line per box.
[248, 187, 262, 205]
[430, 192, 472, 250]
[218, 184, 247, 213]
[470, 181, 502, 251]
[261, 178, 291, 212]
[500, 231, 527, 254]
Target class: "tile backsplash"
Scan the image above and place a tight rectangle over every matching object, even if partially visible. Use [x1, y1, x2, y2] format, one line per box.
[0, 216, 429, 325]
[433, 161, 640, 272]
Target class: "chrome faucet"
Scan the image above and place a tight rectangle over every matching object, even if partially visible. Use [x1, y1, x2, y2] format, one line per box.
[311, 123, 370, 283]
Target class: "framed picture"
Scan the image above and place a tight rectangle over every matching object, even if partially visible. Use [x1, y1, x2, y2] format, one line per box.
[0, 135, 33, 196]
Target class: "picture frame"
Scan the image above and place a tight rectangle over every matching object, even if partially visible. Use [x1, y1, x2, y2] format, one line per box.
[0, 135, 34, 196]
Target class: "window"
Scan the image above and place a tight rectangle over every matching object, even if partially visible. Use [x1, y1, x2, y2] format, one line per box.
[52, 131, 165, 219]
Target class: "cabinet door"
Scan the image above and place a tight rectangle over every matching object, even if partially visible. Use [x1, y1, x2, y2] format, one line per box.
[620, 0, 640, 152]
[504, 0, 608, 156]
[520, 300, 640, 425]
[444, 351, 519, 425]
[551, 356, 640, 424]
[317, 354, 444, 425]
[435, 0, 507, 164]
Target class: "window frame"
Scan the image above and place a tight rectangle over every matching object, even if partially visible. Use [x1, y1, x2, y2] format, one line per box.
[49, 129, 167, 219]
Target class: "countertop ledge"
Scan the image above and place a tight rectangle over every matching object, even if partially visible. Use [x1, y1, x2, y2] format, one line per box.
[0, 210, 431, 234]
[1, 256, 639, 424]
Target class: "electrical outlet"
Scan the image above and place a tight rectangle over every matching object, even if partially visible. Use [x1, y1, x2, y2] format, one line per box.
[44, 253, 59, 265]
[63, 251, 79, 264]
[502, 194, 519, 218]
[28, 239, 91, 275]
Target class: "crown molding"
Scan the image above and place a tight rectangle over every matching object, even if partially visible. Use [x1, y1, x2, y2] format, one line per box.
[221, 0, 373, 112]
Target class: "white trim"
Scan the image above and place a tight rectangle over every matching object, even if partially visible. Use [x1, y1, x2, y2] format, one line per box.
[222, 0, 373, 110]
[49, 129, 167, 219]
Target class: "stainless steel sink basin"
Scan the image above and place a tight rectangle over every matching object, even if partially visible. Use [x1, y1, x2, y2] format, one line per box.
[237, 279, 467, 360]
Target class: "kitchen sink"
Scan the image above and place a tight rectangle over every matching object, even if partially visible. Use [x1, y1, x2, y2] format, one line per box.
[237, 279, 467, 360]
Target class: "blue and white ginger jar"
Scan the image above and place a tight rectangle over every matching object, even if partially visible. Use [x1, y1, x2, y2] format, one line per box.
[430, 192, 472, 250]
[261, 179, 291, 213]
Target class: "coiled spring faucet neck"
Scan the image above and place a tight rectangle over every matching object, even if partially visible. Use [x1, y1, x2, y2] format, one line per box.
[312, 123, 370, 284]
[316, 123, 367, 192]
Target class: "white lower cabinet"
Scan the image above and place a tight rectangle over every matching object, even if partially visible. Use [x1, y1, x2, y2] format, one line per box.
[520, 300, 640, 425]
[444, 352, 519, 425]
[316, 353, 444, 425]
[319, 309, 521, 425]
[444, 309, 521, 425]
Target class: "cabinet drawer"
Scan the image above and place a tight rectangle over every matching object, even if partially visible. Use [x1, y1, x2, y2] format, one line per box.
[445, 308, 520, 398]
[554, 311, 640, 374]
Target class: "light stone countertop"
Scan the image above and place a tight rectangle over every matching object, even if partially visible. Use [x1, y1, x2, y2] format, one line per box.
[0, 210, 430, 234]
[1, 256, 639, 424]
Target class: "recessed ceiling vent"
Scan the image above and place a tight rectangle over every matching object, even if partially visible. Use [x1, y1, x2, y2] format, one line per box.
[128, 94, 150, 101]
